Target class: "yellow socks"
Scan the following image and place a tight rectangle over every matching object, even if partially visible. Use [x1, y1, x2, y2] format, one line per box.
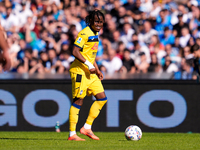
[69, 97, 107, 136]
[69, 103, 81, 132]
[86, 97, 107, 125]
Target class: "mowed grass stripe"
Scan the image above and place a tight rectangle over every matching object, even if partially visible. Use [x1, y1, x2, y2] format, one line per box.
[0, 132, 199, 150]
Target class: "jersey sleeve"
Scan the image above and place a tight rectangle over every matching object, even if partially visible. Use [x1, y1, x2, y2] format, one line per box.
[74, 30, 88, 48]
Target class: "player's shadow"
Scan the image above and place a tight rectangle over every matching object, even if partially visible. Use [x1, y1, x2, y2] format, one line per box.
[118, 140, 128, 141]
[0, 137, 67, 140]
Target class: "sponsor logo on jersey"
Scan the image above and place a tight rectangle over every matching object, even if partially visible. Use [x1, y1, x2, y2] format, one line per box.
[88, 35, 99, 42]
[91, 43, 98, 50]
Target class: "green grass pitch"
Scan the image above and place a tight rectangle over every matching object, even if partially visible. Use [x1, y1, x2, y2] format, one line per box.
[0, 132, 200, 150]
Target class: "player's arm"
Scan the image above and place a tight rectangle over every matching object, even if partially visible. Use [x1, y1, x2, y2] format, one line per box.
[72, 45, 96, 73]
[0, 26, 11, 71]
[94, 61, 103, 80]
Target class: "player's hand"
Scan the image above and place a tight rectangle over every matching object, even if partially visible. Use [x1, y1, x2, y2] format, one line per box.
[96, 70, 104, 80]
[2, 51, 11, 71]
[89, 68, 96, 74]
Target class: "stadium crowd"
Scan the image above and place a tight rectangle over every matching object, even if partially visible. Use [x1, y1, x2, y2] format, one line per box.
[0, 0, 200, 79]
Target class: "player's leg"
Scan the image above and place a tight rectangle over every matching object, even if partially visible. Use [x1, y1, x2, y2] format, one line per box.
[80, 76, 107, 140]
[80, 92, 107, 140]
[68, 73, 87, 141]
[85, 92, 107, 126]
[68, 98, 85, 141]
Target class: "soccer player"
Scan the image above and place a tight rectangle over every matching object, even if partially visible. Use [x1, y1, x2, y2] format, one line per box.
[68, 10, 107, 141]
[0, 26, 11, 71]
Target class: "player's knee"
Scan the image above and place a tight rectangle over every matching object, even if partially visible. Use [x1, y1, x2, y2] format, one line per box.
[73, 98, 84, 106]
[95, 92, 106, 100]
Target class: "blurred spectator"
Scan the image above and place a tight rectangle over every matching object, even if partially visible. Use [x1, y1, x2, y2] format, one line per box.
[148, 53, 162, 73]
[182, 46, 194, 63]
[132, 10, 144, 35]
[61, 0, 70, 9]
[189, 2, 200, 32]
[24, 48, 34, 63]
[140, 0, 153, 13]
[110, 0, 121, 22]
[116, 41, 126, 60]
[0, 0, 198, 79]
[161, 27, 175, 46]
[101, 49, 122, 74]
[131, 40, 151, 66]
[179, 27, 191, 48]
[149, 0, 161, 19]
[17, 39, 32, 61]
[59, 50, 74, 73]
[16, 57, 29, 74]
[149, 34, 165, 55]
[17, 1, 34, 28]
[7, 33, 21, 69]
[86, 0, 96, 13]
[0, 2, 6, 19]
[120, 23, 135, 46]
[187, 36, 195, 47]
[47, 48, 58, 73]
[181, 60, 194, 80]
[51, 3, 63, 21]
[138, 20, 158, 46]
[136, 52, 149, 73]
[131, 0, 142, 15]
[79, 7, 88, 29]
[161, 44, 181, 66]
[172, 36, 181, 53]
[174, 58, 195, 80]
[192, 44, 200, 77]
[173, 12, 189, 37]
[102, 19, 117, 42]
[33, 17, 43, 38]
[123, 0, 135, 14]
[155, 9, 172, 40]
[196, 37, 200, 46]
[117, 6, 132, 30]
[177, 3, 191, 23]
[1, 6, 19, 32]
[30, 0, 45, 17]
[51, 59, 65, 74]
[120, 49, 136, 74]
[63, 8, 81, 32]
[19, 23, 37, 50]
[60, 40, 70, 53]
[39, 51, 51, 73]
[162, 55, 178, 73]
[29, 57, 41, 74]
[111, 30, 121, 50]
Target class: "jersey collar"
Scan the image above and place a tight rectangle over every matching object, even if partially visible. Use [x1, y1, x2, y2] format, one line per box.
[88, 26, 98, 35]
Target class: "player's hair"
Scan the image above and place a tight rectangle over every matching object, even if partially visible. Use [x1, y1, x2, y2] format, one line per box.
[85, 10, 105, 26]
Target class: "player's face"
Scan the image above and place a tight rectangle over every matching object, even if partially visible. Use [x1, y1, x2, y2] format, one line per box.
[91, 15, 104, 32]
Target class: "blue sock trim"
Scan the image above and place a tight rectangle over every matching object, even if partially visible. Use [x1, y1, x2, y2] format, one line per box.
[72, 103, 81, 109]
[97, 97, 107, 101]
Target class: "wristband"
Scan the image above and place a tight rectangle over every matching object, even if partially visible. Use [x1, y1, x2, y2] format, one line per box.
[84, 60, 95, 70]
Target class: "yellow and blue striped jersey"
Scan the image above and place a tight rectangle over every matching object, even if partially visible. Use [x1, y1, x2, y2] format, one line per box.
[70, 26, 99, 75]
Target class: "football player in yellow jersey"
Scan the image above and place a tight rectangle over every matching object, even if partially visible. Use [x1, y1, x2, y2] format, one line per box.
[68, 10, 107, 141]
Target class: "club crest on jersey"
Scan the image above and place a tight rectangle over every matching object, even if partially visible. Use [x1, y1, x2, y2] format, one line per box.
[77, 37, 82, 44]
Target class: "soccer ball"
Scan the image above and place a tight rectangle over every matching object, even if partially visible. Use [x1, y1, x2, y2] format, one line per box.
[125, 125, 142, 141]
